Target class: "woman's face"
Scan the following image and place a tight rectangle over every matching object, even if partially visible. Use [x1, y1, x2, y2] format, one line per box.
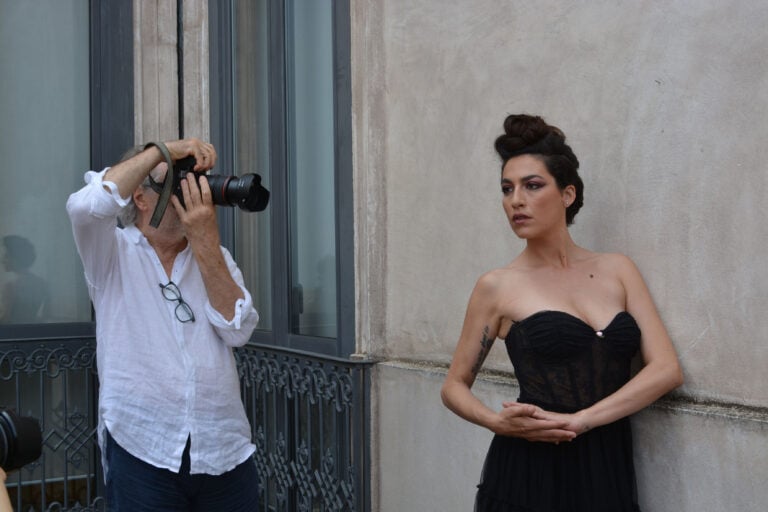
[501, 154, 573, 238]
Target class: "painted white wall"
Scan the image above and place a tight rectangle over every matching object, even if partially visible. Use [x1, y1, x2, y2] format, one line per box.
[351, 0, 768, 509]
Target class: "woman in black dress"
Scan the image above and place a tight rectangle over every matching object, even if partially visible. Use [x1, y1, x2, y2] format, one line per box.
[441, 114, 684, 511]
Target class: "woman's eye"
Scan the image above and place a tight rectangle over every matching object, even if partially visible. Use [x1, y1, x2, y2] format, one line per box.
[526, 182, 543, 190]
[501, 186, 512, 195]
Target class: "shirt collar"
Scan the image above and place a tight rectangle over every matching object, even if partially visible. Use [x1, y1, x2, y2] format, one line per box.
[124, 226, 192, 266]
[123, 225, 144, 245]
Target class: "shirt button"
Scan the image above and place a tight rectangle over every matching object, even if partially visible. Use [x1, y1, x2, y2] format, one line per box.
[595, 330, 605, 338]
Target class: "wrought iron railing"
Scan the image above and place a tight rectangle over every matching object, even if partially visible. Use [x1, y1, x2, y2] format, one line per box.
[235, 344, 372, 512]
[0, 338, 103, 512]
[1, 339, 371, 512]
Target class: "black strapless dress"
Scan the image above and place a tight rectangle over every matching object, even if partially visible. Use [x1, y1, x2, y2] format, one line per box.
[475, 310, 642, 512]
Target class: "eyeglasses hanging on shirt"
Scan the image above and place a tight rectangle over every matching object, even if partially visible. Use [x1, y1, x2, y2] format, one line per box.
[159, 281, 196, 323]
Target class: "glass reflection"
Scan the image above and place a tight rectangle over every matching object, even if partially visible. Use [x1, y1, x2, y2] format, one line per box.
[0, 235, 49, 324]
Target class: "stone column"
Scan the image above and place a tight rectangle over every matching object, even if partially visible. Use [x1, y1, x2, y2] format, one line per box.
[133, 0, 208, 144]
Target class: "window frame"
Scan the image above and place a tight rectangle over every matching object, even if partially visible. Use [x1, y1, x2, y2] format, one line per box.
[209, 0, 355, 358]
[0, 0, 133, 341]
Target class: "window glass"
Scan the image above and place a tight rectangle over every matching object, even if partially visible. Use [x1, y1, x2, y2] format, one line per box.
[231, 0, 273, 330]
[0, 0, 91, 325]
[286, 0, 337, 338]
[227, 0, 339, 339]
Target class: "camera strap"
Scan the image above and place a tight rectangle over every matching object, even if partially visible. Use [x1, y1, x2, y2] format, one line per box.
[143, 141, 176, 228]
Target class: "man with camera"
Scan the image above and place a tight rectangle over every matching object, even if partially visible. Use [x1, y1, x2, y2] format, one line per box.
[66, 138, 260, 511]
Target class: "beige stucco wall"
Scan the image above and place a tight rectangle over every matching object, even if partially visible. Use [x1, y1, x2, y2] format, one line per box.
[352, 0, 768, 509]
[373, 363, 768, 511]
[133, 0, 208, 143]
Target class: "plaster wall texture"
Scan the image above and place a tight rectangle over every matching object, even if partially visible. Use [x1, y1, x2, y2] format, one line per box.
[373, 363, 768, 512]
[350, 0, 768, 509]
[133, 0, 209, 143]
[357, 0, 768, 406]
[134, 0, 179, 143]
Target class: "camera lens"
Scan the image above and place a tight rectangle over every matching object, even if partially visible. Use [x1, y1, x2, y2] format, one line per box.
[0, 409, 43, 472]
[207, 174, 270, 212]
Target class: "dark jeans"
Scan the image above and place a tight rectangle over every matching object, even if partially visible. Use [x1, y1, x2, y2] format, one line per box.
[105, 430, 259, 512]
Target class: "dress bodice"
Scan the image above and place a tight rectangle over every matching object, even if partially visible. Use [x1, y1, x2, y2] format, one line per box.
[504, 310, 641, 412]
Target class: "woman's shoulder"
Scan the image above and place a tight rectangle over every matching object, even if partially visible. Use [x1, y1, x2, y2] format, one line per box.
[479, 262, 530, 283]
[602, 251, 640, 269]
[586, 251, 645, 286]
[471, 264, 530, 301]
[583, 250, 636, 269]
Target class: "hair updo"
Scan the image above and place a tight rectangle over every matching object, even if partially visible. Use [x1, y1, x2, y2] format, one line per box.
[494, 114, 584, 225]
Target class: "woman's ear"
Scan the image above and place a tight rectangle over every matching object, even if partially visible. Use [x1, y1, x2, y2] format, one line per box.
[563, 185, 576, 208]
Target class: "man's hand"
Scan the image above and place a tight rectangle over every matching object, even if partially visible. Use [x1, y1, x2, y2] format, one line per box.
[171, 173, 244, 320]
[165, 138, 217, 172]
[171, 173, 219, 245]
[104, 138, 217, 199]
[494, 402, 578, 443]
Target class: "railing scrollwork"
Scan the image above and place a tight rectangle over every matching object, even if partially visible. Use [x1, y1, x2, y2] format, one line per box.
[2, 340, 371, 512]
[235, 344, 371, 511]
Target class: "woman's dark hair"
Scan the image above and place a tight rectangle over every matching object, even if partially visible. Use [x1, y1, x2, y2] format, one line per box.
[494, 114, 584, 225]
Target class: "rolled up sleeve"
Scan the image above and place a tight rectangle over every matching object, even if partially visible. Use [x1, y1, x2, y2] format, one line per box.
[66, 169, 131, 290]
[205, 248, 260, 347]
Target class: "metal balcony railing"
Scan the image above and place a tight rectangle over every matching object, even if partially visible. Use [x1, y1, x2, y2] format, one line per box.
[0, 338, 103, 512]
[1, 339, 371, 512]
[236, 344, 372, 512]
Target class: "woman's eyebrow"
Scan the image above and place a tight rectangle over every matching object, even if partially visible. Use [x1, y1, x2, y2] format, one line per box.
[501, 174, 545, 184]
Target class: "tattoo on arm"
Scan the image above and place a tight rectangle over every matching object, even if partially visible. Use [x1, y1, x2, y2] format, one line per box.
[470, 326, 494, 376]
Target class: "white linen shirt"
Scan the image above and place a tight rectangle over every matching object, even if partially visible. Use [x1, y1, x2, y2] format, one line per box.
[66, 169, 259, 476]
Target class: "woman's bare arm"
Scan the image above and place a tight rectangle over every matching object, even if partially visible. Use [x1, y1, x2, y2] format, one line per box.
[441, 272, 576, 442]
[536, 254, 684, 433]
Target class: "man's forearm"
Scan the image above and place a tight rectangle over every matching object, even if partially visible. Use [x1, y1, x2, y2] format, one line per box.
[193, 242, 244, 321]
[103, 146, 163, 198]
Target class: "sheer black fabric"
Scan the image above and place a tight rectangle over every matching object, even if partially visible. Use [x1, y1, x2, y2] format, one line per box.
[475, 311, 642, 512]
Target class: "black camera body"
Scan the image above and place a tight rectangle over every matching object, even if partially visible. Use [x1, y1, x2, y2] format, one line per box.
[0, 408, 43, 472]
[150, 156, 270, 212]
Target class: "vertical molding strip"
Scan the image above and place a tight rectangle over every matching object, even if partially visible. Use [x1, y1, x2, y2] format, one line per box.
[177, 0, 184, 138]
[133, 0, 179, 143]
[181, 0, 210, 141]
[131, 1, 208, 145]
